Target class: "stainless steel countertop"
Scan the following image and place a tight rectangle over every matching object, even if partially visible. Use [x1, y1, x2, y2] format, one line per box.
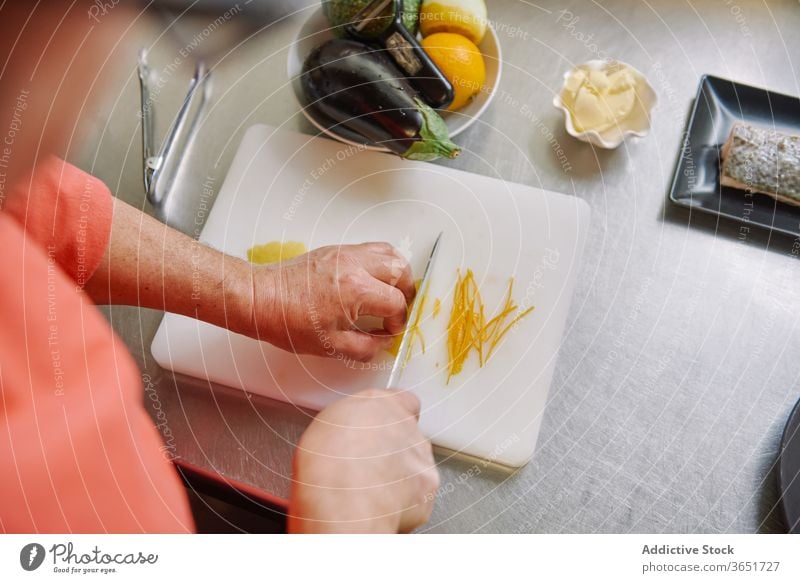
[75, 0, 800, 532]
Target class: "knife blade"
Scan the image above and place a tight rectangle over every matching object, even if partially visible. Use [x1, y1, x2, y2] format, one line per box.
[386, 231, 443, 388]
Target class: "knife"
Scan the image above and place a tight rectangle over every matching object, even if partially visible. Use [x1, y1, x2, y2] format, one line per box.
[386, 231, 444, 388]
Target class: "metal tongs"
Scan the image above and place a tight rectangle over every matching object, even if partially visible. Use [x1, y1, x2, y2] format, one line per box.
[137, 48, 211, 207]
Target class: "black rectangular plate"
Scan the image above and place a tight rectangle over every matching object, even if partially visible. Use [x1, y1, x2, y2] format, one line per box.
[669, 75, 800, 237]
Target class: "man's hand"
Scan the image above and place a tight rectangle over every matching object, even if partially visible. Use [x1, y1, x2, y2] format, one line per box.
[246, 243, 415, 361]
[289, 389, 439, 533]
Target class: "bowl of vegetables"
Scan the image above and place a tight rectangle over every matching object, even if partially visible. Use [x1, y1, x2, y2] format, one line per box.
[287, 0, 501, 160]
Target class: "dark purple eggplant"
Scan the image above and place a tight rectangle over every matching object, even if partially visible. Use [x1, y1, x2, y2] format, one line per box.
[301, 38, 460, 161]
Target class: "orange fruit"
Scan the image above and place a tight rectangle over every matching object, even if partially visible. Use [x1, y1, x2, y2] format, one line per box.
[421, 33, 486, 111]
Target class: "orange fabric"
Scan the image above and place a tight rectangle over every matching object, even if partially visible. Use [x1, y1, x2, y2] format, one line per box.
[0, 158, 193, 533]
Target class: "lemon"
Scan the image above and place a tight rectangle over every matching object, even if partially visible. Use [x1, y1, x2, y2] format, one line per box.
[419, 0, 488, 45]
[421, 33, 486, 111]
[247, 241, 307, 264]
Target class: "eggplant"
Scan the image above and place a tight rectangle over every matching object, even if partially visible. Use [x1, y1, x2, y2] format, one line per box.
[301, 39, 460, 161]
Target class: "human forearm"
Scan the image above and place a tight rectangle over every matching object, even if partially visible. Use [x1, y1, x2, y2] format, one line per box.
[85, 196, 415, 361]
[84, 197, 254, 334]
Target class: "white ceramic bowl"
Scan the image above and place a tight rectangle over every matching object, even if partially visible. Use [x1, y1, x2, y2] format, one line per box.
[553, 60, 657, 149]
[287, 7, 502, 151]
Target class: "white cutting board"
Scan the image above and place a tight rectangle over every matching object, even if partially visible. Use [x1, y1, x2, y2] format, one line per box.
[152, 124, 590, 467]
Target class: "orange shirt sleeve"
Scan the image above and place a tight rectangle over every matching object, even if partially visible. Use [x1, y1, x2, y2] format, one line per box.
[0, 159, 194, 533]
[1, 156, 112, 287]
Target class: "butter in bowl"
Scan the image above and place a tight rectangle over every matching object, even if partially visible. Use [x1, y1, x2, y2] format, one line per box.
[553, 60, 657, 149]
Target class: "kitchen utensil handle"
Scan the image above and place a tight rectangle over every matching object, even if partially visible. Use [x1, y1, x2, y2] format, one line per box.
[138, 50, 211, 211]
[383, 23, 454, 109]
